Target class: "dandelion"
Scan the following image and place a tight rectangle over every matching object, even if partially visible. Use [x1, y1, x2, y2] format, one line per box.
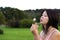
[33, 18, 36, 22]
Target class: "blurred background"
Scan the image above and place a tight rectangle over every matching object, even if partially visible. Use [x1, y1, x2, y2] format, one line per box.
[0, 0, 60, 40]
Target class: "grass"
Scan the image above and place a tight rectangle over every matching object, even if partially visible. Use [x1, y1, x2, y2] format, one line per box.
[0, 25, 60, 40]
[0, 28, 34, 40]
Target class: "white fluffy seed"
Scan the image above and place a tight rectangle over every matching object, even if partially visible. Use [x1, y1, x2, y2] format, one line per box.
[33, 18, 36, 22]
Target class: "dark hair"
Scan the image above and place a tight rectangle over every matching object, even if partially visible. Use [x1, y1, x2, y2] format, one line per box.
[41, 9, 59, 34]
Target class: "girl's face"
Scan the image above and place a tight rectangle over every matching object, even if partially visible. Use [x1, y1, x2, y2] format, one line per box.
[40, 11, 49, 25]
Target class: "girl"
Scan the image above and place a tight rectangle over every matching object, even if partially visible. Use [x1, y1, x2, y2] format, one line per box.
[30, 9, 60, 40]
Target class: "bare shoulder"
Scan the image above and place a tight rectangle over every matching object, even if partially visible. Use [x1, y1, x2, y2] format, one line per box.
[53, 30, 60, 40]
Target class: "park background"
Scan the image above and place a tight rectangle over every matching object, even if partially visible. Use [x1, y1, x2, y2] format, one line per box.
[0, 0, 60, 40]
[0, 7, 60, 40]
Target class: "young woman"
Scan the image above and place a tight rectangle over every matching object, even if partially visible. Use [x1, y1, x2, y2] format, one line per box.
[30, 9, 60, 40]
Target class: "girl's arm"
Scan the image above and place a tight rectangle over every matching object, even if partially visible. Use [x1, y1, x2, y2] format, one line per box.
[30, 23, 40, 40]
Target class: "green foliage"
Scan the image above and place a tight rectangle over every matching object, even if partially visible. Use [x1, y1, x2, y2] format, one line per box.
[0, 7, 60, 27]
[0, 11, 6, 24]
[1, 7, 26, 27]
[20, 19, 34, 28]
[0, 29, 3, 34]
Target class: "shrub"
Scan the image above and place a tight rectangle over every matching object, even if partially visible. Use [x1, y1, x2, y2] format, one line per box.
[0, 29, 3, 34]
[20, 19, 34, 28]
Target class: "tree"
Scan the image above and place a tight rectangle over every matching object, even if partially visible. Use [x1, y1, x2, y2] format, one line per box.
[0, 11, 6, 24]
[1, 7, 26, 27]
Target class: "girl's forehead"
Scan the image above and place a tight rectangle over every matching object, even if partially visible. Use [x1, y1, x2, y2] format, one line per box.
[42, 11, 47, 15]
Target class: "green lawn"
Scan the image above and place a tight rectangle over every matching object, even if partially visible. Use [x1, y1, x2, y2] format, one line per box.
[0, 26, 60, 40]
[0, 28, 33, 40]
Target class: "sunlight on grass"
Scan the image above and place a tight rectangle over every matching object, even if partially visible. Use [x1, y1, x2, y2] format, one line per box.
[0, 25, 60, 40]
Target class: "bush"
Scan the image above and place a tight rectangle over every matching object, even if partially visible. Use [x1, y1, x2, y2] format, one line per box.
[0, 29, 3, 34]
[7, 20, 20, 28]
[20, 19, 34, 28]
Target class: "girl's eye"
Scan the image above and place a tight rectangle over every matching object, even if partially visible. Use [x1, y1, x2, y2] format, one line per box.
[44, 15, 47, 17]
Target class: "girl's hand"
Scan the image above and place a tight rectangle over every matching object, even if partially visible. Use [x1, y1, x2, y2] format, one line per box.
[30, 23, 39, 35]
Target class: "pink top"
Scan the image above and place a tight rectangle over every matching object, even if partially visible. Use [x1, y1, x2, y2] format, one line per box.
[40, 29, 58, 40]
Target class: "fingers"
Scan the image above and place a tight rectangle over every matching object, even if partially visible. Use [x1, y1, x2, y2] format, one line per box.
[30, 25, 35, 31]
[30, 23, 38, 32]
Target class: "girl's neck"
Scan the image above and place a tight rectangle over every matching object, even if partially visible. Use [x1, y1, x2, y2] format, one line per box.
[43, 24, 55, 31]
[43, 25, 56, 34]
[48, 26, 54, 33]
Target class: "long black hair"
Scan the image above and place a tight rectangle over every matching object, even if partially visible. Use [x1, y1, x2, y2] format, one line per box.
[40, 9, 59, 34]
